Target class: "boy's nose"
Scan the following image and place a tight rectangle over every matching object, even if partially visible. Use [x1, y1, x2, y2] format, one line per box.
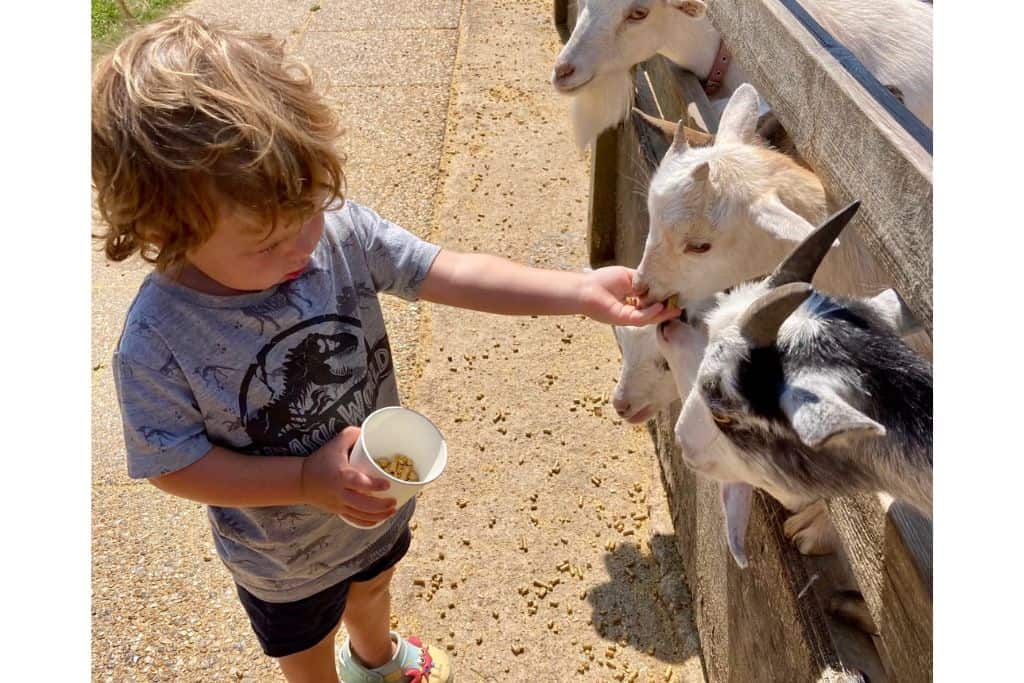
[279, 240, 305, 264]
[285, 218, 321, 257]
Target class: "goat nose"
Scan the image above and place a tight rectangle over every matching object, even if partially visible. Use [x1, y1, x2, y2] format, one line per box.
[554, 62, 575, 81]
[632, 275, 650, 299]
[612, 398, 631, 416]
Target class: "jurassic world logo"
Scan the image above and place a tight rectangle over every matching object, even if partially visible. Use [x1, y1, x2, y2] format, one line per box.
[237, 314, 394, 456]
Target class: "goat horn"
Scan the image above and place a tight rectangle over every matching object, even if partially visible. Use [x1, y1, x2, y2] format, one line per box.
[681, 124, 713, 146]
[737, 282, 814, 348]
[767, 200, 861, 287]
[630, 108, 714, 146]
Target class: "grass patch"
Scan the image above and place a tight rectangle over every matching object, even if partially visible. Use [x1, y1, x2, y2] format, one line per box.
[92, 0, 188, 55]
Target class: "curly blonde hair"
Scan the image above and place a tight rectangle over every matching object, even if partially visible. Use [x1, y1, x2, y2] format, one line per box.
[92, 14, 346, 269]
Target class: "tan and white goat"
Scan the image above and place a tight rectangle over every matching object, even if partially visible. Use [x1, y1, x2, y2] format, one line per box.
[634, 83, 895, 311]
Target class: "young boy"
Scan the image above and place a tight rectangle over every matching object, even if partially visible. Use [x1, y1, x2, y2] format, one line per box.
[93, 15, 677, 683]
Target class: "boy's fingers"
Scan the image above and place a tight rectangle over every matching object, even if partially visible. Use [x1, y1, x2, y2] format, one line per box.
[339, 508, 391, 526]
[627, 301, 684, 326]
[626, 302, 666, 324]
[342, 468, 393, 493]
[650, 304, 683, 324]
[341, 488, 397, 513]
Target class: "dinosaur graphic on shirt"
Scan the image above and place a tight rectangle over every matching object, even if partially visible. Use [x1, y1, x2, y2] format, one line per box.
[243, 330, 359, 452]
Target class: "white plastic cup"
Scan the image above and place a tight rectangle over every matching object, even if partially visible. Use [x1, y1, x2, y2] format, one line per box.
[342, 406, 447, 529]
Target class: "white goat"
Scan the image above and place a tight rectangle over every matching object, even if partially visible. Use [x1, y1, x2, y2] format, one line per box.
[610, 324, 678, 423]
[552, 0, 932, 149]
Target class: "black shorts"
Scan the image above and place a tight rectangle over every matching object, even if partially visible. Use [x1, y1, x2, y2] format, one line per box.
[235, 527, 412, 658]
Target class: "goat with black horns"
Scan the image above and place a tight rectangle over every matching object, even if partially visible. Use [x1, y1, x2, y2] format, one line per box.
[659, 201, 932, 562]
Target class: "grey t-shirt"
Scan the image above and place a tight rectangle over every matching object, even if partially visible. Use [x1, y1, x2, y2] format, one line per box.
[112, 201, 441, 602]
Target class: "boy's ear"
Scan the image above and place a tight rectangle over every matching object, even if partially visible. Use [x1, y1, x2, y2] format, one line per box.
[668, 0, 707, 19]
[720, 481, 753, 569]
[780, 379, 886, 449]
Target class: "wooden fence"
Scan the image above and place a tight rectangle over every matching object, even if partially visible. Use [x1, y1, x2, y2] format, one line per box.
[554, 1, 932, 681]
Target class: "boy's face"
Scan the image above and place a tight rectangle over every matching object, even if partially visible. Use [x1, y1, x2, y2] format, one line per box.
[186, 203, 326, 292]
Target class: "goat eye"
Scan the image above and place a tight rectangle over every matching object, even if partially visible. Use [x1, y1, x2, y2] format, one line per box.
[711, 411, 732, 425]
[684, 242, 712, 254]
[627, 7, 650, 21]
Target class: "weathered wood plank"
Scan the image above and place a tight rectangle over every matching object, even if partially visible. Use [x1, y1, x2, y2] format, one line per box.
[588, 126, 620, 268]
[553, 0, 573, 44]
[645, 57, 721, 136]
[827, 496, 932, 683]
[654, 405, 883, 683]
[704, 0, 933, 332]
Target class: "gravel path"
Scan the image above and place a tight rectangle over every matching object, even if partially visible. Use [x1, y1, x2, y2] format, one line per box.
[91, 1, 706, 681]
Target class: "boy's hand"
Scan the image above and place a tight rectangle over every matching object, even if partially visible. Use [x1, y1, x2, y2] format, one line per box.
[579, 266, 683, 326]
[299, 427, 397, 526]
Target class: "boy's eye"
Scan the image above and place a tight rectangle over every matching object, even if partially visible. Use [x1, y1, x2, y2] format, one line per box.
[258, 242, 280, 255]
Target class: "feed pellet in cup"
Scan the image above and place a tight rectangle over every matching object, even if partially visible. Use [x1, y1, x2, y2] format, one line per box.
[374, 454, 420, 482]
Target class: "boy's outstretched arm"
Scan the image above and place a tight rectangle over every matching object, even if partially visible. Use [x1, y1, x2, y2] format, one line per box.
[417, 250, 681, 326]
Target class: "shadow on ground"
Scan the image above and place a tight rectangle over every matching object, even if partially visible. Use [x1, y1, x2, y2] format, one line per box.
[585, 533, 702, 665]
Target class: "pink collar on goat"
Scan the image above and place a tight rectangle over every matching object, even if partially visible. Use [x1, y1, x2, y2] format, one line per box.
[703, 41, 732, 97]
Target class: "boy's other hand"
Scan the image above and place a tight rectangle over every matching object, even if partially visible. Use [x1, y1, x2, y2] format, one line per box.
[580, 266, 683, 326]
[299, 427, 397, 526]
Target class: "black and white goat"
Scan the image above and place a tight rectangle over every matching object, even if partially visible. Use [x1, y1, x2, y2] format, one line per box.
[659, 202, 932, 564]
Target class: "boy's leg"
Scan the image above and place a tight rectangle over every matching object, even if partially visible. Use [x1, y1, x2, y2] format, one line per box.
[342, 566, 398, 668]
[336, 527, 452, 682]
[277, 621, 342, 683]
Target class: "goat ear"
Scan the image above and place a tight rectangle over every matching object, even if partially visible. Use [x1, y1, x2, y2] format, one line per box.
[866, 289, 923, 337]
[668, 0, 708, 19]
[749, 193, 836, 245]
[780, 380, 886, 449]
[720, 481, 753, 569]
[716, 83, 761, 144]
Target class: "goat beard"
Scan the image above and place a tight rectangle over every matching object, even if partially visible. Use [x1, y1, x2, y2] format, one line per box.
[570, 70, 634, 153]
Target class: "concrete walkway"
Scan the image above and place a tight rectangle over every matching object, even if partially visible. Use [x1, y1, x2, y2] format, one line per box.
[91, 2, 705, 681]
